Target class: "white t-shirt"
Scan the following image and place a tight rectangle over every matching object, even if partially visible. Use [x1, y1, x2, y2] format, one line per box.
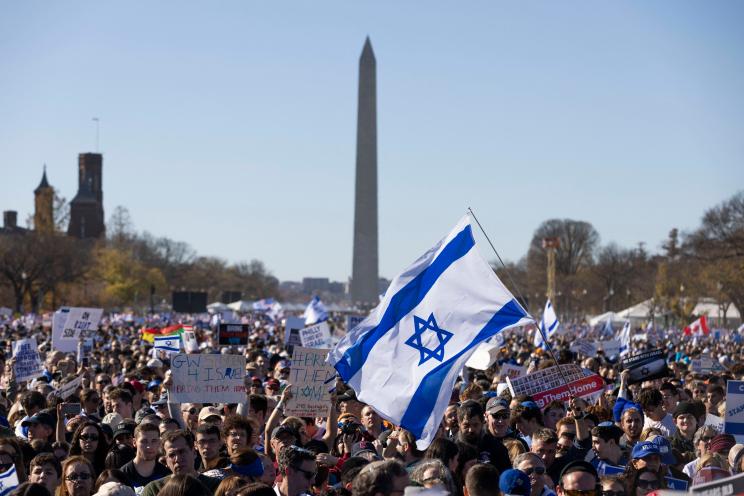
[644, 413, 675, 437]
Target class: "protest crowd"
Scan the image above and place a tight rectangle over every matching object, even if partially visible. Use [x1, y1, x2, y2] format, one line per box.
[0, 301, 742, 496]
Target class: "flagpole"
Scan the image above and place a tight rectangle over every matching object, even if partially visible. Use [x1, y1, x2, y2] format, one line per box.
[467, 207, 576, 393]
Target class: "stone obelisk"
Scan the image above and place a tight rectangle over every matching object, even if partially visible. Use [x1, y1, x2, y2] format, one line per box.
[351, 37, 379, 307]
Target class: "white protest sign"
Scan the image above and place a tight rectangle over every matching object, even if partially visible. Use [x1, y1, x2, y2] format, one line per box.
[500, 363, 526, 380]
[570, 340, 598, 357]
[170, 354, 247, 403]
[598, 339, 621, 357]
[12, 338, 43, 382]
[692, 357, 725, 373]
[284, 317, 305, 350]
[725, 381, 744, 442]
[285, 347, 336, 418]
[182, 330, 199, 353]
[299, 322, 332, 349]
[58, 375, 84, 399]
[55, 308, 102, 352]
[465, 342, 499, 370]
[52, 307, 74, 352]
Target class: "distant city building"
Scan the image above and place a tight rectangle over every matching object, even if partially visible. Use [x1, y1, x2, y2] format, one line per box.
[34, 166, 54, 233]
[303, 277, 331, 293]
[68, 153, 105, 239]
[0, 210, 27, 235]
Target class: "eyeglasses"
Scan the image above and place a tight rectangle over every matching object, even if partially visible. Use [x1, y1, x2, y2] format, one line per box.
[637, 479, 660, 489]
[601, 491, 624, 496]
[522, 466, 546, 475]
[561, 490, 597, 496]
[490, 413, 509, 420]
[80, 434, 99, 442]
[291, 465, 317, 480]
[66, 472, 92, 482]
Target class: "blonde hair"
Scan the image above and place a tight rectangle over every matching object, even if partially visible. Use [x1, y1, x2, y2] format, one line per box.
[504, 438, 527, 463]
[697, 453, 729, 471]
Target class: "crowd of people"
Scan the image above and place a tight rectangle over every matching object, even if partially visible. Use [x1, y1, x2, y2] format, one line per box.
[0, 312, 742, 496]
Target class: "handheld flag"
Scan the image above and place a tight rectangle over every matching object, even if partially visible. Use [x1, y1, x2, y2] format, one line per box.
[0, 464, 19, 496]
[328, 216, 532, 449]
[304, 296, 328, 325]
[684, 315, 710, 337]
[619, 320, 631, 357]
[154, 335, 181, 353]
[534, 299, 559, 349]
[602, 317, 614, 337]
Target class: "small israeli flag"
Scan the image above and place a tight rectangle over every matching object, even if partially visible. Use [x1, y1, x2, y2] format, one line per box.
[534, 299, 559, 349]
[303, 296, 328, 325]
[0, 464, 19, 496]
[154, 335, 181, 353]
[618, 320, 631, 357]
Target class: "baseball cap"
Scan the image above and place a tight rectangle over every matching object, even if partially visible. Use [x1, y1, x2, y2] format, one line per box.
[650, 436, 676, 465]
[21, 412, 56, 429]
[631, 441, 661, 460]
[198, 406, 222, 423]
[351, 441, 379, 459]
[558, 460, 599, 482]
[127, 380, 145, 394]
[672, 402, 696, 418]
[499, 469, 531, 496]
[94, 481, 136, 496]
[146, 379, 162, 391]
[135, 407, 155, 425]
[146, 358, 163, 369]
[113, 422, 135, 440]
[101, 412, 124, 430]
[486, 397, 509, 414]
[271, 425, 299, 441]
[265, 379, 280, 391]
[709, 434, 737, 454]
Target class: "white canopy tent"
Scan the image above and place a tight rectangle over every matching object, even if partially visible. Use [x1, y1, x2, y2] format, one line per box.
[588, 311, 618, 327]
[207, 302, 228, 313]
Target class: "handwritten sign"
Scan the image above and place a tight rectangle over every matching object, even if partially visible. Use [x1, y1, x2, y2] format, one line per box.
[299, 322, 332, 349]
[52, 307, 74, 352]
[54, 308, 102, 352]
[218, 324, 249, 346]
[58, 375, 84, 399]
[12, 338, 43, 382]
[500, 363, 526, 380]
[170, 354, 247, 403]
[285, 347, 336, 418]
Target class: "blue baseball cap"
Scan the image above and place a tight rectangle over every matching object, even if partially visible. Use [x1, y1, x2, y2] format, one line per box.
[499, 469, 531, 496]
[651, 436, 676, 465]
[631, 441, 661, 460]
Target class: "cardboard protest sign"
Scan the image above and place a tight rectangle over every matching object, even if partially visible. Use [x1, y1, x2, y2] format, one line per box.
[54, 307, 102, 352]
[12, 338, 43, 382]
[598, 339, 621, 357]
[620, 348, 670, 384]
[285, 346, 336, 418]
[284, 317, 305, 353]
[58, 375, 84, 399]
[299, 322, 332, 349]
[570, 340, 597, 357]
[170, 354, 246, 403]
[690, 470, 744, 495]
[725, 381, 744, 440]
[182, 330, 199, 353]
[499, 363, 526, 380]
[506, 364, 604, 409]
[218, 324, 249, 346]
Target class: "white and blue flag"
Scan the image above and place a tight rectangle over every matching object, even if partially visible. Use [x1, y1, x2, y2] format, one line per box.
[154, 335, 181, 353]
[304, 296, 328, 325]
[534, 299, 559, 349]
[602, 317, 614, 337]
[618, 320, 631, 357]
[328, 216, 532, 449]
[0, 464, 19, 496]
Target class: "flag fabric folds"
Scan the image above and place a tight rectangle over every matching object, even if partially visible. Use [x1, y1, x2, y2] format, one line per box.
[154, 335, 182, 353]
[0, 464, 19, 496]
[534, 299, 559, 349]
[328, 215, 532, 449]
[304, 296, 328, 325]
[141, 324, 184, 343]
[619, 320, 631, 357]
[684, 315, 710, 336]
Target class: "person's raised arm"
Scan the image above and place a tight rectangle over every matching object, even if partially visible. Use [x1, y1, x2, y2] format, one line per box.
[320, 392, 338, 450]
[264, 385, 292, 455]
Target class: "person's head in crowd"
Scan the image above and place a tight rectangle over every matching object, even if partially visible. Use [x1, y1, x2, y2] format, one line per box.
[630, 442, 661, 473]
[444, 404, 459, 435]
[729, 444, 744, 475]
[278, 445, 317, 496]
[161, 430, 198, 476]
[112, 422, 135, 448]
[512, 403, 543, 439]
[393, 429, 424, 465]
[179, 402, 201, 432]
[555, 418, 576, 441]
[104, 443, 135, 469]
[273, 360, 291, 382]
[198, 406, 223, 427]
[93, 469, 129, 491]
[530, 428, 558, 469]
[709, 434, 736, 458]
[58, 455, 95, 496]
[264, 379, 281, 397]
[94, 374, 112, 395]
[458, 400, 486, 445]
[691, 382, 707, 402]
[231, 482, 277, 496]
[514, 452, 547, 496]
[556, 461, 598, 496]
[556, 433, 574, 460]
[145, 380, 161, 404]
[353, 459, 408, 496]
[599, 475, 625, 496]
[591, 425, 624, 465]
[258, 454, 277, 486]
[195, 423, 225, 468]
[281, 417, 310, 446]
[425, 438, 459, 475]
[350, 440, 380, 462]
[270, 425, 300, 459]
[21, 391, 47, 417]
[52, 441, 70, 462]
[70, 421, 109, 474]
[499, 469, 531, 496]
[620, 405, 643, 443]
[627, 467, 664, 496]
[693, 425, 718, 459]
[463, 463, 500, 496]
[216, 475, 249, 496]
[149, 394, 169, 419]
[542, 401, 566, 431]
[338, 389, 364, 419]
[460, 383, 484, 403]
[159, 417, 180, 436]
[248, 376, 264, 395]
[672, 402, 698, 440]
[410, 459, 456, 494]
[131, 422, 160, 467]
[636, 390, 665, 423]
[659, 383, 678, 415]
[227, 447, 264, 481]
[0, 437, 27, 481]
[157, 473, 211, 496]
[28, 453, 62, 495]
[705, 385, 724, 415]
[23, 411, 56, 444]
[485, 398, 510, 438]
[361, 405, 382, 435]
[248, 395, 268, 427]
[78, 390, 101, 418]
[504, 439, 527, 464]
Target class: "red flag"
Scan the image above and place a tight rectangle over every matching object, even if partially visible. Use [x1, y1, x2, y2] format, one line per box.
[684, 315, 710, 336]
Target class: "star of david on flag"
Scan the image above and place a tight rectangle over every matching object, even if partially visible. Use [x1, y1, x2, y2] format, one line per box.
[328, 215, 533, 449]
[154, 335, 181, 353]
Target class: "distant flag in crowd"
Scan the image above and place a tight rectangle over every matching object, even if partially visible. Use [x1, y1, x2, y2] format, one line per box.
[738, 322, 744, 334]
[619, 320, 631, 356]
[303, 296, 328, 325]
[141, 324, 185, 343]
[534, 299, 559, 349]
[0, 463, 19, 496]
[602, 317, 614, 337]
[328, 215, 532, 449]
[253, 298, 284, 323]
[154, 335, 181, 353]
[684, 315, 710, 336]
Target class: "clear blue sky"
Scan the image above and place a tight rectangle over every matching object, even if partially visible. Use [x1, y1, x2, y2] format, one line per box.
[2, 2, 742, 282]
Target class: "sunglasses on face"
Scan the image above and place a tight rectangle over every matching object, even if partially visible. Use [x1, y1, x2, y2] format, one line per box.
[66, 473, 92, 482]
[80, 434, 99, 442]
[490, 413, 509, 420]
[702, 436, 714, 443]
[291, 465, 316, 480]
[562, 490, 597, 496]
[522, 466, 546, 475]
[637, 480, 659, 489]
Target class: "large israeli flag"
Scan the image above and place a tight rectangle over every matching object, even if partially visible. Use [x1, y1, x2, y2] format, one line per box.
[328, 216, 532, 449]
[304, 296, 328, 325]
[534, 299, 559, 349]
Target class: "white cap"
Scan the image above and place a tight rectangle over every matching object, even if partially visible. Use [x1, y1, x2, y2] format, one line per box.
[146, 358, 163, 369]
[94, 482, 136, 496]
[101, 412, 123, 429]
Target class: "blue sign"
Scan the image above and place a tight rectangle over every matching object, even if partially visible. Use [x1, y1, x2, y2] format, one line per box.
[725, 381, 744, 436]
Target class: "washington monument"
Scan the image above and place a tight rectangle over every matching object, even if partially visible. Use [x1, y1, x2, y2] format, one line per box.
[351, 37, 379, 306]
